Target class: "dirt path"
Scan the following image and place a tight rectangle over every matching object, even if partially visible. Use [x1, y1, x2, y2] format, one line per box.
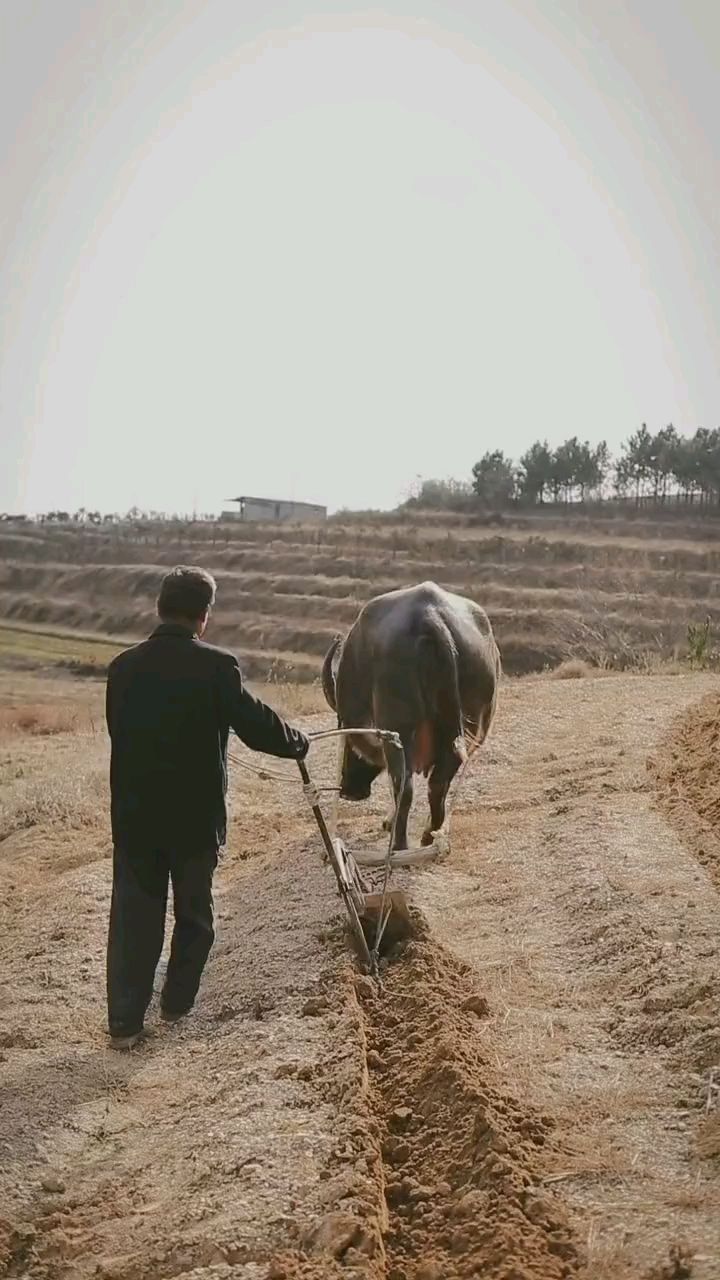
[410, 672, 720, 1278]
[0, 708, 379, 1280]
[2, 673, 720, 1279]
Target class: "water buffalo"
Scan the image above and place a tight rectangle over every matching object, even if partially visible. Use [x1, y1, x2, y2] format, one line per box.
[321, 581, 500, 851]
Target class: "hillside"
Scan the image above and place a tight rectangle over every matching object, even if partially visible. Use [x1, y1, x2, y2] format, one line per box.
[1, 508, 719, 679]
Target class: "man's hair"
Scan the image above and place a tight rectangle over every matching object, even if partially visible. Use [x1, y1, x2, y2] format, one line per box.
[157, 566, 217, 621]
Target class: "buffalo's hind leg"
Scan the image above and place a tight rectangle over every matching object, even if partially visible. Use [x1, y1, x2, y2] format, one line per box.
[422, 738, 466, 847]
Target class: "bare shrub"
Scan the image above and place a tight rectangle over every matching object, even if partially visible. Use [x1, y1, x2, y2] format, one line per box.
[550, 658, 596, 680]
[59, 658, 108, 679]
[551, 586, 669, 672]
[686, 616, 719, 670]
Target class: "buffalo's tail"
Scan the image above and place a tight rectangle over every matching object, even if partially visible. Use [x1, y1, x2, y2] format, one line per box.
[414, 614, 466, 772]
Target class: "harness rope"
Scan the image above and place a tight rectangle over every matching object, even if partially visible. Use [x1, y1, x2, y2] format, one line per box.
[228, 728, 474, 860]
[228, 729, 474, 846]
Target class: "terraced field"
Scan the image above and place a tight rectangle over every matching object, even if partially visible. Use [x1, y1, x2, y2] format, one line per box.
[1, 509, 719, 679]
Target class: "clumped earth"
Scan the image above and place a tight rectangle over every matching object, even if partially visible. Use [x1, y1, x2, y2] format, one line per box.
[363, 929, 579, 1280]
[650, 691, 720, 886]
[2, 669, 720, 1279]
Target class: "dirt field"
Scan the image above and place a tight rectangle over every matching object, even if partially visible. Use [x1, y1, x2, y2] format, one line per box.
[2, 507, 720, 681]
[2, 662, 720, 1280]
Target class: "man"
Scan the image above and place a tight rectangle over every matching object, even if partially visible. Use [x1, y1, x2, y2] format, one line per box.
[105, 565, 309, 1049]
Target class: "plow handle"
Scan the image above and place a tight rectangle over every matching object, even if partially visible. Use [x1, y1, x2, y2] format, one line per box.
[297, 758, 337, 864]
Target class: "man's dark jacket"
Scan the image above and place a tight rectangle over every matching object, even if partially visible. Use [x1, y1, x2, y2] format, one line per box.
[106, 622, 308, 851]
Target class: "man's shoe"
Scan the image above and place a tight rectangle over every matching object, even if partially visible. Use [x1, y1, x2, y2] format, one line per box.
[109, 1030, 144, 1050]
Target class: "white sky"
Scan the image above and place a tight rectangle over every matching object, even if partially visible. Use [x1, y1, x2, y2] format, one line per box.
[1, 1, 719, 515]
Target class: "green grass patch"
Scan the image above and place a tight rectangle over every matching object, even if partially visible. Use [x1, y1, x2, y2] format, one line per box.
[0, 623, 125, 673]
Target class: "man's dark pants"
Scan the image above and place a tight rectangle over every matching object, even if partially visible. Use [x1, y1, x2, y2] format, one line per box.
[107, 844, 218, 1037]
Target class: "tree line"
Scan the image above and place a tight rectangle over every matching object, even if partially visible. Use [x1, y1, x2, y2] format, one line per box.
[407, 425, 720, 510]
[33, 507, 217, 525]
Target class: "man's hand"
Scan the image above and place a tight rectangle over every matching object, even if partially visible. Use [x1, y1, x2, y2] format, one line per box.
[293, 731, 310, 761]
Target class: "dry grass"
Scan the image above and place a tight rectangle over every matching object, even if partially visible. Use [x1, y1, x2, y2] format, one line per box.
[0, 671, 320, 847]
[551, 658, 598, 680]
[0, 735, 108, 844]
[254, 678, 326, 719]
[583, 1238, 695, 1280]
[0, 704, 82, 737]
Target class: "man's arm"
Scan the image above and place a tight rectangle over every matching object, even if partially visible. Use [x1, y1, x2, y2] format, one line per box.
[222, 656, 309, 759]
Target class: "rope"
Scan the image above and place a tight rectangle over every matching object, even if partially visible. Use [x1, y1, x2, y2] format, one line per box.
[228, 727, 403, 785]
[302, 780, 321, 807]
[329, 734, 343, 841]
[227, 752, 298, 783]
[308, 727, 402, 747]
[228, 751, 340, 794]
[229, 730, 475, 836]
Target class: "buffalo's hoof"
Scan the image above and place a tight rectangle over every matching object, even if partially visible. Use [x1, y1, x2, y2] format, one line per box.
[420, 829, 451, 857]
[340, 788, 371, 802]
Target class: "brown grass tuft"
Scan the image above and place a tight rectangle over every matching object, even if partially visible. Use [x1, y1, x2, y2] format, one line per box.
[0, 704, 80, 737]
[550, 658, 596, 680]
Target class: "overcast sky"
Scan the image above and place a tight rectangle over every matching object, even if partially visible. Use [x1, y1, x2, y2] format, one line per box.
[1, 1, 718, 515]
